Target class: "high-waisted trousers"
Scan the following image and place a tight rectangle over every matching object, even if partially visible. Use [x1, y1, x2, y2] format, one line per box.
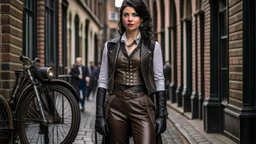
[104, 91, 156, 144]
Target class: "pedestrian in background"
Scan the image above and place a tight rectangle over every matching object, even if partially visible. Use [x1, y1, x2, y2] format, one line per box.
[87, 61, 99, 101]
[95, 0, 167, 143]
[70, 57, 90, 112]
[164, 61, 172, 99]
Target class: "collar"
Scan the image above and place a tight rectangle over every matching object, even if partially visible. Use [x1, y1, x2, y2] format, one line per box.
[121, 31, 141, 45]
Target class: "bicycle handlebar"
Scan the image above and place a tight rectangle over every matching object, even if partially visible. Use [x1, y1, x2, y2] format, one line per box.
[20, 55, 40, 66]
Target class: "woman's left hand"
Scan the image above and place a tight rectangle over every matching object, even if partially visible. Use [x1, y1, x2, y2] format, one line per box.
[155, 117, 166, 135]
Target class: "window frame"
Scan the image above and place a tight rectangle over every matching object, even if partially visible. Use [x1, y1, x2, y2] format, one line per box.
[62, 0, 68, 70]
[23, 0, 37, 59]
[218, 0, 229, 102]
[45, 0, 56, 66]
[75, 15, 80, 58]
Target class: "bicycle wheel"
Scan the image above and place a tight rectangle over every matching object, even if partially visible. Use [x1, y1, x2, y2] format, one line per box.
[0, 94, 13, 141]
[16, 84, 81, 144]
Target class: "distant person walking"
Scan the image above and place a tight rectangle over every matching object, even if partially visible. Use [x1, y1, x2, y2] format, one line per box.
[70, 57, 90, 111]
[87, 61, 99, 100]
[164, 61, 172, 99]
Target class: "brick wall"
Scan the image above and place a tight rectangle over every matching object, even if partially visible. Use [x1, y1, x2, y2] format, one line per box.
[177, 23, 181, 86]
[0, 0, 23, 99]
[192, 13, 196, 93]
[197, 16, 202, 94]
[37, 0, 45, 67]
[203, 0, 211, 98]
[176, 0, 181, 88]
[58, 0, 63, 67]
[228, 0, 243, 107]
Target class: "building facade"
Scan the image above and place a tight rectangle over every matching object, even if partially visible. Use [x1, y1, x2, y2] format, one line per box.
[105, 0, 120, 41]
[0, 0, 104, 98]
[66, 0, 103, 69]
[148, 0, 256, 143]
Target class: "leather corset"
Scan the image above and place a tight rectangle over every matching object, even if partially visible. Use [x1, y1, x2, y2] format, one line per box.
[107, 37, 156, 95]
[114, 46, 144, 86]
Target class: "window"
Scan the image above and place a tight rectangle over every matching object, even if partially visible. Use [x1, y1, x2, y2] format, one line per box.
[153, 2, 157, 40]
[75, 15, 80, 58]
[45, 0, 56, 66]
[218, 0, 228, 101]
[254, 0, 256, 109]
[196, 0, 202, 10]
[109, 12, 119, 21]
[85, 19, 90, 65]
[62, 0, 68, 69]
[160, 0, 165, 61]
[23, 0, 36, 59]
[94, 34, 98, 65]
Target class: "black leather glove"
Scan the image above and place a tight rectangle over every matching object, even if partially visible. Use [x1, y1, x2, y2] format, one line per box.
[95, 87, 109, 136]
[155, 91, 168, 135]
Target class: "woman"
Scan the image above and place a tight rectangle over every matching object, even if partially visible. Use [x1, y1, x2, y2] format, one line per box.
[95, 0, 167, 143]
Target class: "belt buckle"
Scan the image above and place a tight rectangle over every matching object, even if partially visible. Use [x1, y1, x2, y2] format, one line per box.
[124, 89, 133, 99]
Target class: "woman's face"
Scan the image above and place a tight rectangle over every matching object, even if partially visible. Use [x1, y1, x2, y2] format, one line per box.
[122, 6, 143, 32]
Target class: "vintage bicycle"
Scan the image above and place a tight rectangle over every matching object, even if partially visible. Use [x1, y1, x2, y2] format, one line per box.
[0, 56, 81, 144]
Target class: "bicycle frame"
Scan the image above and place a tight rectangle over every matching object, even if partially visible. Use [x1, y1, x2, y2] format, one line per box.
[1, 56, 81, 143]
[10, 58, 48, 123]
[0, 56, 54, 142]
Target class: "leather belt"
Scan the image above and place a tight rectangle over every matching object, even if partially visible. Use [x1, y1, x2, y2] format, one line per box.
[112, 89, 145, 100]
[113, 84, 146, 93]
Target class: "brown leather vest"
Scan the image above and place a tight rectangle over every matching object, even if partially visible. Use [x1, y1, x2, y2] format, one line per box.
[114, 45, 144, 86]
[107, 37, 156, 95]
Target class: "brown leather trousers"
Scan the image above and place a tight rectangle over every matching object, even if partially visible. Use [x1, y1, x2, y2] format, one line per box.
[104, 89, 156, 144]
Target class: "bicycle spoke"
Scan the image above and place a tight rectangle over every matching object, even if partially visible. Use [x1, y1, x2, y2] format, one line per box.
[17, 84, 80, 144]
[0, 99, 11, 140]
[22, 90, 74, 143]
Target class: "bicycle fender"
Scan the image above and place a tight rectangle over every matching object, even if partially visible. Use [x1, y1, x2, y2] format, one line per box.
[15, 79, 80, 112]
[43, 79, 80, 102]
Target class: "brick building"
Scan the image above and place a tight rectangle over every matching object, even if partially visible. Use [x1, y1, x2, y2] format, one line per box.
[0, 0, 104, 98]
[149, 0, 255, 143]
[1, 0, 256, 143]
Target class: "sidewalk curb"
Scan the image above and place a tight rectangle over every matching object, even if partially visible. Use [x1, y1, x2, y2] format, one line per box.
[166, 101, 213, 144]
[167, 103, 199, 144]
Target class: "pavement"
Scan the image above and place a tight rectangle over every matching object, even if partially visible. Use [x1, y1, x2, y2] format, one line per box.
[73, 95, 237, 144]
[167, 102, 236, 144]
